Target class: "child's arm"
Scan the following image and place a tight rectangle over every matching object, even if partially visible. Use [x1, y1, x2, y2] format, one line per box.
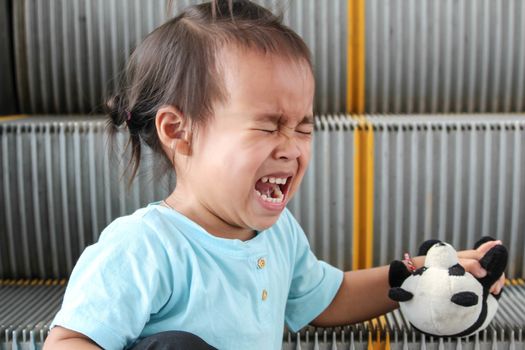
[311, 240, 505, 327]
[43, 326, 101, 350]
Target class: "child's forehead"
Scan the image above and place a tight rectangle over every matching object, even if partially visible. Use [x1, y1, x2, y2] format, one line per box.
[217, 45, 313, 82]
[210, 45, 314, 121]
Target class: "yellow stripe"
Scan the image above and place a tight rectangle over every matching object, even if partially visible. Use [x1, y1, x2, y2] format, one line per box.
[378, 315, 387, 329]
[384, 331, 391, 350]
[366, 319, 385, 350]
[353, 115, 374, 269]
[374, 327, 382, 350]
[347, 0, 366, 113]
[0, 278, 65, 286]
[348, 0, 371, 269]
[0, 114, 28, 122]
[367, 327, 373, 350]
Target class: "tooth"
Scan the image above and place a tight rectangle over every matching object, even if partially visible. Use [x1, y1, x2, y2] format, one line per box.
[269, 178, 276, 184]
[256, 190, 261, 196]
[277, 178, 284, 184]
[261, 194, 267, 200]
[262, 177, 268, 183]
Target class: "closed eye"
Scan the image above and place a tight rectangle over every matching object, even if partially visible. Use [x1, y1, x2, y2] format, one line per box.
[257, 129, 278, 134]
[296, 126, 314, 135]
[256, 129, 312, 135]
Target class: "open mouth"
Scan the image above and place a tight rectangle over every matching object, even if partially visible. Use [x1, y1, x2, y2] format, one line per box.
[254, 175, 292, 204]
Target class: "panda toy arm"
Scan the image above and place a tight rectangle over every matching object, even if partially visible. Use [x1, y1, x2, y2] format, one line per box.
[389, 287, 413, 302]
[448, 264, 465, 276]
[451, 291, 479, 307]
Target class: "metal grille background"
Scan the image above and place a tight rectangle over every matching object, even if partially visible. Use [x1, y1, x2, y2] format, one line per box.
[0, 115, 356, 279]
[2, 115, 525, 279]
[12, 0, 347, 116]
[9, 0, 525, 116]
[0, 0, 17, 115]
[366, 0, 525, 114]
[372, 115, 525, 278]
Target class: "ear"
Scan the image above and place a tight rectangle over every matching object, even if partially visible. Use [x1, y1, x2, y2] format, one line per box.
[155, 105, 192, 157]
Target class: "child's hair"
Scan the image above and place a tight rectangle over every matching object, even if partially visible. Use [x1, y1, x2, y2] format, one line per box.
[105, 0, 313, 189]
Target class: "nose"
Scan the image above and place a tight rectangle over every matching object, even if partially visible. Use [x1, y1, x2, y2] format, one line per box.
[273, 134, 302, 160]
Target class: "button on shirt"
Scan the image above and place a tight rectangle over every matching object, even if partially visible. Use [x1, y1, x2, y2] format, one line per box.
[257, 257, 266, 269]
[51, 204, 343, 350]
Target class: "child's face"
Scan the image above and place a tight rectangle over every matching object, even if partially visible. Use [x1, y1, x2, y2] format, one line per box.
[179, 47, 314, 238]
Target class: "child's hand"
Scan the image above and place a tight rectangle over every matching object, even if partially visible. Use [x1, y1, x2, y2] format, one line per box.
[457, 239, 506, 295]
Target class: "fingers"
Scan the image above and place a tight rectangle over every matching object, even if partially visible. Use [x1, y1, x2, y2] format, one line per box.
[457, 249, 483, 261]
[489, 273, 506, 295]
[457, 240, 502, 261]
[476, 240, 502, 254]
[459, 258, 507, 294]
[458, 258, 487, 278]
[457, 239, 506, 296]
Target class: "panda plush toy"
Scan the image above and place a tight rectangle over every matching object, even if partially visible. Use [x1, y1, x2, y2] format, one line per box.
[388, 237, 507, 338]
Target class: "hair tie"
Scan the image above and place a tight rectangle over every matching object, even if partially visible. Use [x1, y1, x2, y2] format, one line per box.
[403, 253, 417, 272]
[125, 110, 132, 121]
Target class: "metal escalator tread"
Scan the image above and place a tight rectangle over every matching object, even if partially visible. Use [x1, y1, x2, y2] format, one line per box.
[2, 279, 525, 349]
[0, 279, 66, 346]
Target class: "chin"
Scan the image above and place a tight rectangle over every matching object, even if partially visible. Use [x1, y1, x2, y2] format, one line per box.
[251, 215, 282, 232]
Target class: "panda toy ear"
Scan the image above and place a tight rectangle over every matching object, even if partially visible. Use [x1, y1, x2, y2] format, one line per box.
[478, 244, 508, 290]
[473, 236, 497, 249]
[389, 260, 412, 287]
[472, 236, 508, 291]
[418, 239, 442, 256]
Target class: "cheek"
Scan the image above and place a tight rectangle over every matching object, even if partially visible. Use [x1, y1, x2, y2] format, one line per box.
[290, 140, 312, 192]
[298, 139, 312, 168]
[216, 142, 269, 177]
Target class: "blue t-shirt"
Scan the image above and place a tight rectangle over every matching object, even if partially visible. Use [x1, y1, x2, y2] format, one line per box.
[51, 202, 343, 350]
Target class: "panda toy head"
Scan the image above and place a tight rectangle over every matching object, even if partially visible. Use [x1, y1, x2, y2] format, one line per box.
[424, 241, 457, 268]
[388, 237, 507, 338]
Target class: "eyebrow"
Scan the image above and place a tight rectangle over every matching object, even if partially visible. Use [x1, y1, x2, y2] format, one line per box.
[254, 113, 314, 125]
[300, 115, 315, 125]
